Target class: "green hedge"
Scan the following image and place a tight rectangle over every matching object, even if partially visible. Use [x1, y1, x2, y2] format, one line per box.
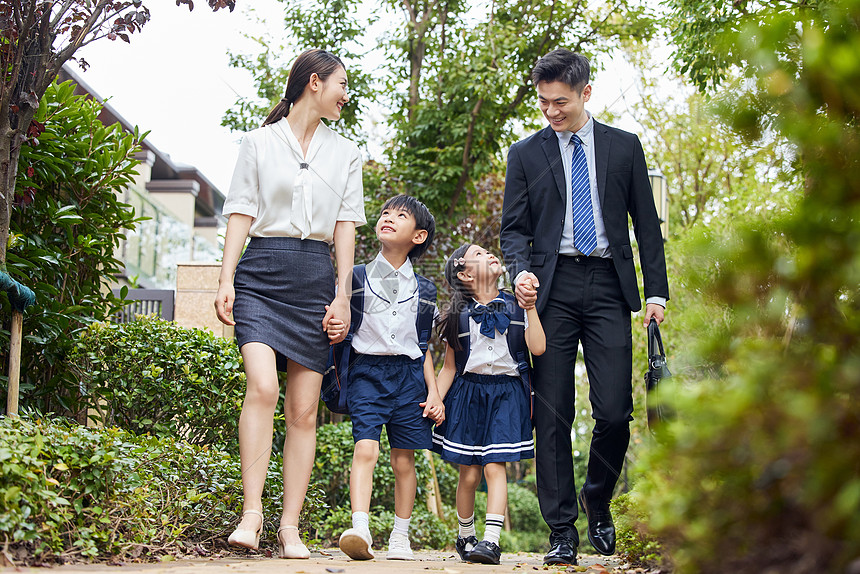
[69, 317, 245, 455]
[0, 416, 325, 564]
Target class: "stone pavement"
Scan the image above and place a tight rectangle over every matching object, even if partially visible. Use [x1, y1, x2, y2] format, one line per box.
[4, 549, 630, 574]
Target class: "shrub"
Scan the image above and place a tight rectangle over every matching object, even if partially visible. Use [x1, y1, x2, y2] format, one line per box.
[0, 415, 326, 565]
[1, 80, 142, 418]
[69, 317, 246, 456]
[611, 491, 667, 568]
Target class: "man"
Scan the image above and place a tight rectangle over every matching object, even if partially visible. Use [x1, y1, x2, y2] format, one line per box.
[500, 49, 669, 565]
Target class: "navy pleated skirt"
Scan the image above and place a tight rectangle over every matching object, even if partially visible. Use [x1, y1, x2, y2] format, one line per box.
[232, 237, 334, 374]
[432, 372, 534, 466]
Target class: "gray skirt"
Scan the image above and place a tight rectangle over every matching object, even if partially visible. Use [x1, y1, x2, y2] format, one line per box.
[233, 237, 335, 373]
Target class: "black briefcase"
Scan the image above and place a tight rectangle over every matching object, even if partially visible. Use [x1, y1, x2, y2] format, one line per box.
[644, 318, 673, 432]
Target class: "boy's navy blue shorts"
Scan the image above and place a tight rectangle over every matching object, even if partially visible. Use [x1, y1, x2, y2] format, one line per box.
[347, 353, 432, 449]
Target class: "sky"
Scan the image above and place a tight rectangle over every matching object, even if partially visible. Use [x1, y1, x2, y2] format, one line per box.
[75, 1, 642, 196]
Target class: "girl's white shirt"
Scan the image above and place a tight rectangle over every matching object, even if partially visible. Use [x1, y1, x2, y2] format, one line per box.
[463, 296, 529, 377]
[223, 117, 366, 241]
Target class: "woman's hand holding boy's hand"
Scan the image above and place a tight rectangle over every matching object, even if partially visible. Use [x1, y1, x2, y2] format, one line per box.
[323, 294, 351, 344]
[421, 392, 445, 424]
[326, 318, 346, 342]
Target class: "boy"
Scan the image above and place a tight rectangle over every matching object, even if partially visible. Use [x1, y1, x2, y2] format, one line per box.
[326, 194, 445, 560]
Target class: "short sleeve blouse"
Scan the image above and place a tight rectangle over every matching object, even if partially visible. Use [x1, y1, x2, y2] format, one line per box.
[222, 118, 366, 242]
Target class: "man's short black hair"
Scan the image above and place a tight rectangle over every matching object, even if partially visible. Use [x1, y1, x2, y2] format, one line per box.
[531, 49, 590, 93]
[380, 194, 436, 261]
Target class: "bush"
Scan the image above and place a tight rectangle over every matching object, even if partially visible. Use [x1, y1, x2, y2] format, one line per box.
[611, 491, 667, 568]
[0, 415, 326, 565]
[69, 317, 246, 455]
[1, 80, 142, 418]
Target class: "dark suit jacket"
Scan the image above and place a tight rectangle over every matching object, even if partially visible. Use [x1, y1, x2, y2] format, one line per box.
[500, 121, 669, 314]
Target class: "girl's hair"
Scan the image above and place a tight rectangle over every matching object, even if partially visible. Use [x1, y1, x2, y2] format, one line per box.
[262, 49, 345, 127]
[438, 243, 473, 351]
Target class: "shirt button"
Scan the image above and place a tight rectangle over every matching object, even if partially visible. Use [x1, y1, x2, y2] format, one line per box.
[488, 345, 493, 351]
[392, 311, 397, 316]
[394, 272, 398, 276]
[393, 289, 398, 294]
[391, 334, 396, 339]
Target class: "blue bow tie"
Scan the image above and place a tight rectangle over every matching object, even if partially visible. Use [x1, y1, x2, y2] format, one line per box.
[469, 300, 510, 339]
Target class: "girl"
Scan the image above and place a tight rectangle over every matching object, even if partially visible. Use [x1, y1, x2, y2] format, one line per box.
[214, 49, 366, 559]
[432, 244, 546, 565]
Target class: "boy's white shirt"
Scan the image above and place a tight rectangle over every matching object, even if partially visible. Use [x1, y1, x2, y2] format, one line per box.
[462, 295, 527, 377]
[351, 252, 438, 359]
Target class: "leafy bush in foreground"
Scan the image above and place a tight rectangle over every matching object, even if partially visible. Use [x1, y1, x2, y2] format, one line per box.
[69, 317, 246, 455]
[0, 416, 325, 564]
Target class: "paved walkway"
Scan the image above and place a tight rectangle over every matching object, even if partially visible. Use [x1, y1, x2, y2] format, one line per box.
[5, 549, 632, 574]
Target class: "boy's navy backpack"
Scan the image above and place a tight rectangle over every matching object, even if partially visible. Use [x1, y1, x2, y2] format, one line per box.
[452, 291, 534, 417]
[321, 264, 437, 414]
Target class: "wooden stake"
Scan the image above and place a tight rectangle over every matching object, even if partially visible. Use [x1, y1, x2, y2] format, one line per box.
[6, 310, 23, 417]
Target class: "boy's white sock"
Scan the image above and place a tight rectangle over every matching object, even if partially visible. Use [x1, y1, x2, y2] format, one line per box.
[457, 513, 477, 538]
[483, 513, 504, 545]
[352, 511, 370, 536]
[392, 514, 411, 537]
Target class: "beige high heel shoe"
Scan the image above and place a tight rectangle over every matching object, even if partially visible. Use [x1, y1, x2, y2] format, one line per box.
[227, 509, 263, 550]
[278, 525, 310, 559]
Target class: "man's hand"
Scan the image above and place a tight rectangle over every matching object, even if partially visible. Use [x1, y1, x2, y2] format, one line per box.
[643, 303, 665, 327]
[515, 272, 540, 310]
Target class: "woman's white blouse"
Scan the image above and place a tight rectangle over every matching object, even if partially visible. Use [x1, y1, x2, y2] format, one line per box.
[222, 117, 366, 241]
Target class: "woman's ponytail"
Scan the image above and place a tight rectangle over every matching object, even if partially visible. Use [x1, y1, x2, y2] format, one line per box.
[262, 49, 345, 127]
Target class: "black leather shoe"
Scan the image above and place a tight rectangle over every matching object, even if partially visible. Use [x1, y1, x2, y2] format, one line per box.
[543, 537, 577, 565]
[467, 540, 501, 565]
[578, 490, 616, 556]
[455, 535, 478, 561]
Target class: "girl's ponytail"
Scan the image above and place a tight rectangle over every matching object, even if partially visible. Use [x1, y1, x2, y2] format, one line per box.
[438, 244, 473, 351]
[262, 49, 345, 127]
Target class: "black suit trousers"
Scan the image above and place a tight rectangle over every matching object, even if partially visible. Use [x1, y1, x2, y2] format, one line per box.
[533, 255, 633, 545]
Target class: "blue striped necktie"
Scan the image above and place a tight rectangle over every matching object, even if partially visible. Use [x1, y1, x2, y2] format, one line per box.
[570, 134, 597, 256]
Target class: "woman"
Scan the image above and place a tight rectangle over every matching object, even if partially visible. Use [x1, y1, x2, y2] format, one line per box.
[215, 49, 365, 559]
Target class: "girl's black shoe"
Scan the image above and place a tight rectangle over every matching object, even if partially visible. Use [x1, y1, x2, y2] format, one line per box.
[456, 535, 478, 561]
[467, 540, 501, 565]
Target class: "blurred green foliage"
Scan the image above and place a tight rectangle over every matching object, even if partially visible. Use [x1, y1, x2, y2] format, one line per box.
[631, 0, 860, 571]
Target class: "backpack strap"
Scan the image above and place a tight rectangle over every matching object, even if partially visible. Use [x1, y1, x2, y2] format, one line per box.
[503, 292, 534, 418]
[345, 264, 366, 341]
[453, 302, 473, 376]
[415, 274, 437, 353]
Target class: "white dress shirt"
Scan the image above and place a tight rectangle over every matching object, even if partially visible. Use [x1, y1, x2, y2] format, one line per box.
[557, 114, 610, 257]
[463, 296, 528, 377]
[351, 253, 437, 360]
[223, 118, 366, 241]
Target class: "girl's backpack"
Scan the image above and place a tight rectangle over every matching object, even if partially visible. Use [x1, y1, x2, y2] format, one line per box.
[321, 264, 437, 414]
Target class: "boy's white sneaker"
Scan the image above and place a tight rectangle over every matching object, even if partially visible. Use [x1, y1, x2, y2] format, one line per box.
[387, 532, 414, 560]
[339, 528, 374, 560]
